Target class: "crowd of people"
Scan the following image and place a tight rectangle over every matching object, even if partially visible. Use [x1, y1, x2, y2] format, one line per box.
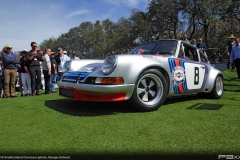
[182, 34, 240, 80]
[0, 42, 80, 98]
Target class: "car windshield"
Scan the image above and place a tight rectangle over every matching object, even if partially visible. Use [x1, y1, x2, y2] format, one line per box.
[129, 40, 177, 57]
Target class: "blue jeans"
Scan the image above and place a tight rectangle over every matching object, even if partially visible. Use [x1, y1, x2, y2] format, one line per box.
[50, 74, 57, 92]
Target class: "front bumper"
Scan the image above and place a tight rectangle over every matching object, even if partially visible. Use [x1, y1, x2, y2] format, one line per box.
[57, 81, 135, 102]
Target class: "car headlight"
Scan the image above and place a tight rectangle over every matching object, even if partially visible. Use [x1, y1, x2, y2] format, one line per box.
[102, 55, 118, 75]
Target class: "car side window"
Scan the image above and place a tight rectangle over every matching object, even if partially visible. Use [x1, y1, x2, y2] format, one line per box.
[199, 50, 208, 63]
[182, 43, 198, 61]
[191, 49, 199, 62]
[178, 44, 185, 59]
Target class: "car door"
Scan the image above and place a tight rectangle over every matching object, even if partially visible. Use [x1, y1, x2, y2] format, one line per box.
[169, 43, 208, 94]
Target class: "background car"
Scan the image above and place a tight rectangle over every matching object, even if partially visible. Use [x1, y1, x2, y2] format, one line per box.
[58, 39, 223, 112]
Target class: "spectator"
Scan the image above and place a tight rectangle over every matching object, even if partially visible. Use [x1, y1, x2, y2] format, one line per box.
[63, 50, 70, 58]
[19, 49, 32, 96]
[70, 52, 80, 60]
[230, 38, 240, 80]
[182, 34, 190, 43]
[226, 34, 236, 69]
[55, 47, 70, 81]
[191, 39, 197, 47]
[0, 58, 3, 98]
[196, 38, 208, 58]
[49, 52, 58, 93]
[0, 44, 19, 98]
[196, 38, 207, 50]
[26, 42, 44, 96]
[42, 48, 51, 94]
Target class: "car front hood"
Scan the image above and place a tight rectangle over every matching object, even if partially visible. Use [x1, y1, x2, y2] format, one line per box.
[62, 63, 103, 82]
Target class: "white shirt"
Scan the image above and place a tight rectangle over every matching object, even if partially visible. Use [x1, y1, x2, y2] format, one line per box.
[42, 54, 51, 71]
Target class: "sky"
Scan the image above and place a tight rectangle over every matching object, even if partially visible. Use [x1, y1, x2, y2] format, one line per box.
[0, 0, 149, 52]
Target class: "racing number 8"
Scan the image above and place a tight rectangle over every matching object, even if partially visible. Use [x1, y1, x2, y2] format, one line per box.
[194, 67, 199, 85]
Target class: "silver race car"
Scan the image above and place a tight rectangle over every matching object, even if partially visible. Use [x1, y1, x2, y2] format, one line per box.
[58, 39, 223, 111]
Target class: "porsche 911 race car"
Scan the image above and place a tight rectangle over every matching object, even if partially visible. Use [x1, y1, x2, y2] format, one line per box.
[57, 39, 223, 112]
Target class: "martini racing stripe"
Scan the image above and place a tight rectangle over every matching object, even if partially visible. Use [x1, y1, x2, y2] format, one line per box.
[169, 58, 188, 94]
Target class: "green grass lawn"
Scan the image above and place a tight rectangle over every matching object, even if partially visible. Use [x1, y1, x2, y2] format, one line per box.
[0, 70, 239, 159]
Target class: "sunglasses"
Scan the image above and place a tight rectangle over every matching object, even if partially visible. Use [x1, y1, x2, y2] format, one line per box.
[32, 46, 37, 47]
[6, 47, 12, 49]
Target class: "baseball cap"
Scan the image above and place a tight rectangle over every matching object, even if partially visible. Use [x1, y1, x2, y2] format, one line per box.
[57, 47, 63, 51]
[5, 44, 12, 48]
[63, 50, 67, 54]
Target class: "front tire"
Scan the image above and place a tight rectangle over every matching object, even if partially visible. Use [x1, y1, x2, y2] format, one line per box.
[130, 69, 167, 112]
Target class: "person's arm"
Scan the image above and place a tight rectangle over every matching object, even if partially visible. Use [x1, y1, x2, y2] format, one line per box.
[230, 48, 234, 62]
[1, 52, 15, 63]
[203, 43, 207, 50]
[13, 54, 19, 63]
[26, 52, 34, 61]
[54, 62, 58, 75]
[40, 52, 44, 62]
[226, 46, 229, 56]
[46, 56, 51, 75]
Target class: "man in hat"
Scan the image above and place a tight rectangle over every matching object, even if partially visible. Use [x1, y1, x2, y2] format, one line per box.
[226, 34, 236, 69]
[0, 44, 19, 98]
[56, 47, 70, 81]
[70, 52, 80, 60]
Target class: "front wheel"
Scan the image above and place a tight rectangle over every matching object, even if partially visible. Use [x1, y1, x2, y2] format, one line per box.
[129, 69, 167, 112]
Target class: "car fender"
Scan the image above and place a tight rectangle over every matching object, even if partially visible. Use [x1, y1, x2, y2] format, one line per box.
[203, 66, 223, 93]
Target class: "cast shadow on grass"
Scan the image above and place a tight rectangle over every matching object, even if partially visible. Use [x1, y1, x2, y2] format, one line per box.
[224, 89, 240, 92]
[224, 78, 240, 82]
[45, 99, 138, 116]
[164, 95, 200, 105]
[223, 83, 240, 87]
[187, 103, 223, 110]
